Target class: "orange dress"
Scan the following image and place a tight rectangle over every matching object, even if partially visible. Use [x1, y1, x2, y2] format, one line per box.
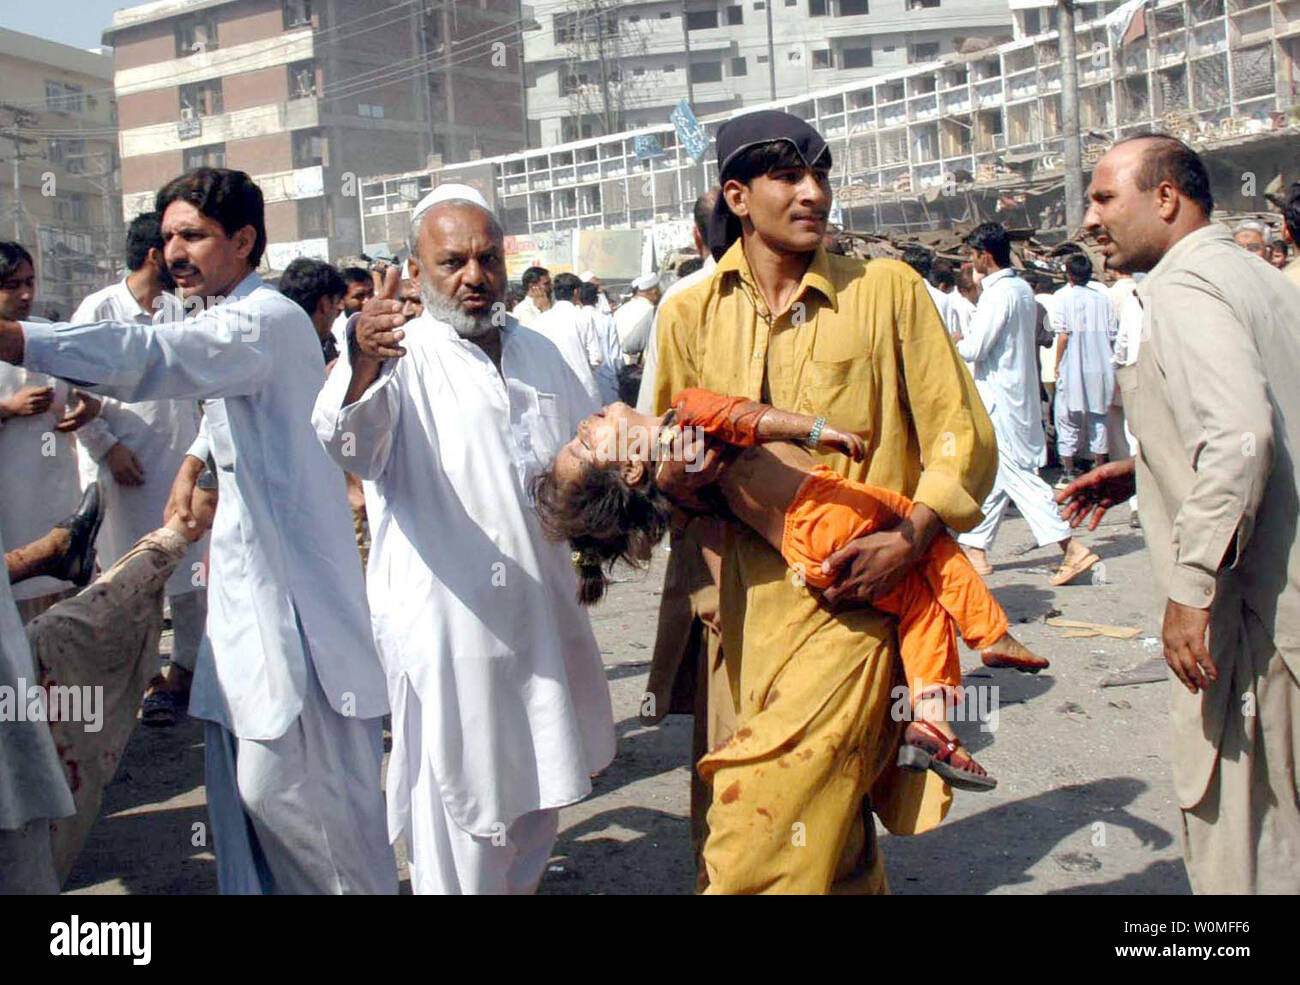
[672, 388, 1009, 699]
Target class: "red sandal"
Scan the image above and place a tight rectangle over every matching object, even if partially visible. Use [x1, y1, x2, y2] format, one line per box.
[898, 720, 997, 791]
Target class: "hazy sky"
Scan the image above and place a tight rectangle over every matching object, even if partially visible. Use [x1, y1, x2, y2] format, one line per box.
[1, 0, 129, 50]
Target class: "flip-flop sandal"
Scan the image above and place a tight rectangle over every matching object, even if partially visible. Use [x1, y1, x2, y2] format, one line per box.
[1049, 551, 1101, 586]
[140, 688, 183, 728]
[897, 720, 998, 791]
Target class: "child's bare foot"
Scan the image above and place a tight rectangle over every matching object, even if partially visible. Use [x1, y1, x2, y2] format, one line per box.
[981, 631, 1049, 673]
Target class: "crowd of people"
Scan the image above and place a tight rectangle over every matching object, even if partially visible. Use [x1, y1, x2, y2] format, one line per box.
[0, 108, 1297, 896]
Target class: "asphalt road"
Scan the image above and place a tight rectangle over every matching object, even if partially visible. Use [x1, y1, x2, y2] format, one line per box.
[64, 506, 1189, 895]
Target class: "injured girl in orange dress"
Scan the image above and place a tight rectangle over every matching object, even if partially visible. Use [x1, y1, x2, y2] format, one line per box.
[534, 389, 1048, 792]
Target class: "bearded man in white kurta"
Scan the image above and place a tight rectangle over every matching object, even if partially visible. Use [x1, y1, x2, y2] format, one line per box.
[0, 168, 394, 894]
[314, 185, 615, 895]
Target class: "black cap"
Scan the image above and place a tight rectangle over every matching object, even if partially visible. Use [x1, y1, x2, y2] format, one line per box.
[707, 110, 830, 260]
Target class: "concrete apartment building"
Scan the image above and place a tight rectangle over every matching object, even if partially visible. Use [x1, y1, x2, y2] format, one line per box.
[0, 28, 121, 318]
[523, 0, 1015, 145]
[103, 0, 528, 267]
[363, 0, 1300, 249]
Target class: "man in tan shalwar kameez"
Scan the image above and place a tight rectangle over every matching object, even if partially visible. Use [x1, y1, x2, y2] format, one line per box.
[649, 111, 997, 894]
[1064, 134, 1300, 894]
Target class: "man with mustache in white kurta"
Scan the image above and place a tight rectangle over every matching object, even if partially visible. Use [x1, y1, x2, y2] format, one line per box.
[314, 185, 614, 894]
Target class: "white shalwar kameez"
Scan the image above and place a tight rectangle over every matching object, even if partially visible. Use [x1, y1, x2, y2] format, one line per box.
[1051, 282, 1117, 458]
[0, 341, 81, 607]
[531, 299, 603, 406]
[71, 281, 209, 671]
[313, 312, 616, 895]
[0, 519, 76, 893]
[19, 273, 395, 894]
[577, 303, 623, 405]
[955, 267, 1071, 552]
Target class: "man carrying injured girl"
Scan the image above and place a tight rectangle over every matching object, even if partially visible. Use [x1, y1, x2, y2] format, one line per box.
[534, 388, 1047, 791]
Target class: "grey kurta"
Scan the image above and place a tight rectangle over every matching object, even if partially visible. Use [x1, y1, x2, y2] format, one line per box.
[1125, 223, 1300, 894]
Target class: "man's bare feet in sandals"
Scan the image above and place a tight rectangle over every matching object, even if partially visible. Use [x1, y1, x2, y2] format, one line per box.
[981, 631, 1049, 673]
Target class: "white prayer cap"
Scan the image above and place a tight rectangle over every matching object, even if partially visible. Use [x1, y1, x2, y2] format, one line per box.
[579, 270, 596, 282]
[632, 272, 660, 292]
[410, 182, 492, 226]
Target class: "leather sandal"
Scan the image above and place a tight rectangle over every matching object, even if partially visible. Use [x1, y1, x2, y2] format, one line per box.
[898, 720, 997, 791]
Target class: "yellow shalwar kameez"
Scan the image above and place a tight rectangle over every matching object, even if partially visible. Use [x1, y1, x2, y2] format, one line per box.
[652, 240, 997, 893]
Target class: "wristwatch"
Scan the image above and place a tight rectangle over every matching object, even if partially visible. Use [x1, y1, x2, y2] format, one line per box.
[195, 454, 219, 492]
[804, 415, 827, 448]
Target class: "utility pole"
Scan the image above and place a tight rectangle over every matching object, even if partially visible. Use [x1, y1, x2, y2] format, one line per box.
[680, 1, 695, 107]
[1058, 0, 1084, 230]
[765, 0, 776, 99]
[593, 0, 614, 134]
[0, 105, 40, 242]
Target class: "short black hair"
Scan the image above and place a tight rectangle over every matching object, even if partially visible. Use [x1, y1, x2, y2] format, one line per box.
[0, 241, 34, 282]
[278, 258, 345, 317]
[1065, 252, 1093, 284]
[341, 265, 370, 286]
[521, 266, 549, 289]
[552, 272, 582, 302]
[724, 139, 832, 185]
[902, 244, 932, 279]
[156, 168, 267, 268]
[964, 221, 1012, 268]
[930, 258, 956, 290]
[125, 212, 164, 271]
[678, 257, 704, 278]
[693, 189, 718, 240]
[1115, 133, 1214, 216]
[1279, 182, 1300, 245]
[578, 281, 600, 306]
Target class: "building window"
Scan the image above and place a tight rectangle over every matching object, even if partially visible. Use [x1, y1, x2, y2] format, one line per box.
[175, 17, 218, 56]
[283, 0, 313, 29]
[357, 103, 385, 118]
[843, 44, 873, 68]
[298, 198, 328, 238]
[812, 49, 832, 69]
[689, 61, 723, 83]
[686, 10, 719, 30]
[840, 0, 869, 13]
[633, 67, 646, 75]
[757, 54, 769, 63]
[179, 80, 223, 118]
[786, 0, 797, 5]
[183, 143, 226, 170]
[727, 5, 744, 24]
[289, 61, 317, 98]
[908, 0, 939, 7]
[293, 129, 325, 167]
[663, 64, 676, 73]
[810, 0, 828, 14]
[561, 71, 589, 95]
[731, 56, 748, 76]
[54, 193, 87, 224]
[909, 42, 940, 61]
[1023, 9, 1042, 34]
[754, 1, 766, 8]
[44, 81, 84, 113]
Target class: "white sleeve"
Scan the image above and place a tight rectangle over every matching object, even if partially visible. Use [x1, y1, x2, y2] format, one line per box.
[311, 339, 402, 481]
[21, 300, 273, 402]
[185, 413, 212, 463]
[75, 415, 118, 462]
[955, 287, 1006, 364]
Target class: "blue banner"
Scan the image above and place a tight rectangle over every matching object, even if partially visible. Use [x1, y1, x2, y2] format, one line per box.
[671, 99, 710, 163]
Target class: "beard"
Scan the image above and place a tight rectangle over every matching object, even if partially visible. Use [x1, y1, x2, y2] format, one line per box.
[419, 280, 497, 339]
